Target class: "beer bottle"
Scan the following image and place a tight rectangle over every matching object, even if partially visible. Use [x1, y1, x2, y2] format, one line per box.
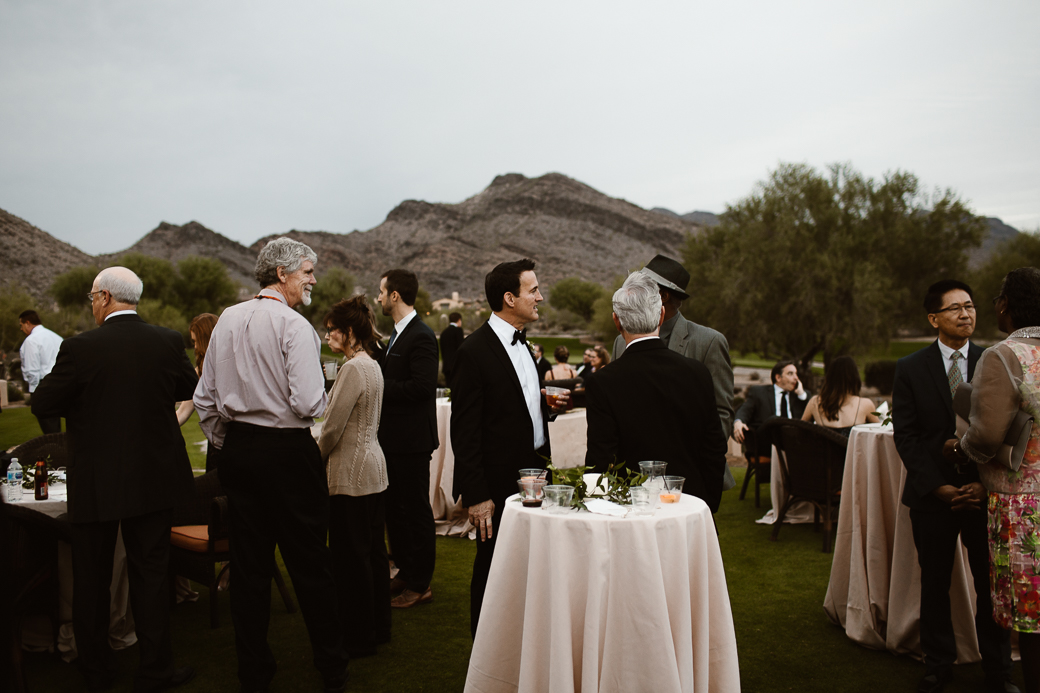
[34, 458, 48, 501]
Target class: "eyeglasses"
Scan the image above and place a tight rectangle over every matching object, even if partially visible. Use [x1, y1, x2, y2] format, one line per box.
[933, 303, 976, 315]
[86, 290, 106, 303]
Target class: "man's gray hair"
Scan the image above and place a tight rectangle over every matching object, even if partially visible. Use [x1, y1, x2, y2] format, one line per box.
[255, 237, 318, 288]
[612, 271, 663, 334]
[96, 267, 143, 305]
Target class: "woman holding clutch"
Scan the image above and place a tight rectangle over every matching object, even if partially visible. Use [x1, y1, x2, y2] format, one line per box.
[318, 295, 390, 657]
[945, 267, 1040, 693]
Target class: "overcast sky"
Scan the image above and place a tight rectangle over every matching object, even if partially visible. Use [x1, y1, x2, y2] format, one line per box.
[2, 1, 1037, 255]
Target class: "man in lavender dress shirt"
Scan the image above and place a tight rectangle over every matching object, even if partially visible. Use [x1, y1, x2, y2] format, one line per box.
[195, 238, 348, 693]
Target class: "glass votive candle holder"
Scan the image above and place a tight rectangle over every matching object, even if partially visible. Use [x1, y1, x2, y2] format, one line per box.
[629, 486, 654, 516]
[544, 485, 575, 514]
[518, 478, 547, 507]
[519, 468, 546, 481]
[659, 475, 685, 504]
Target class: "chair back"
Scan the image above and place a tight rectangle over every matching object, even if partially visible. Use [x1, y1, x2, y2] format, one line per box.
[9, 432, 70, 470]
[545, 377, 583, 392]
[172, 470, 224, 528]
[761, 417, 848, 503]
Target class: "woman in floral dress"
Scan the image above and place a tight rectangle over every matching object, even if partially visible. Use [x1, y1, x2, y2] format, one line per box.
[947, 267, 1040, 693]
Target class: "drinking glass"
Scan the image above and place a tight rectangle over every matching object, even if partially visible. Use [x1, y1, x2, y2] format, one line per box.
[660, 476, 685, 504]
[518, 468, 547, 481]
[544, 386, 569, 408]
[639, 461, 667, 505]
[323, 361, 338, 380]
[544, 485, 575, 514]
[517, 478, 547, 507]
[629, 486, 653, 516]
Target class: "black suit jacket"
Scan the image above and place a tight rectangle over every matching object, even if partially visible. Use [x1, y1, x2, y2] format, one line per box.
[439, 324, 464, 382]
[378, 315, 439, 454]
[451, 321, 552, 508]
[30, 314, 198, 523]
[584, 339, 727, 512]
[735, 384, 808, 426]
[534, 357, 553, 383]
[893, 340, 984, 512]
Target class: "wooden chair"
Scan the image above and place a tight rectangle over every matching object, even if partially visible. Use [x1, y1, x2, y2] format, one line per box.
[5, 503, 73, 693]
[760, 418, 849, 553]
[737, 427, 771, 507]
[169, 471, 297, 628]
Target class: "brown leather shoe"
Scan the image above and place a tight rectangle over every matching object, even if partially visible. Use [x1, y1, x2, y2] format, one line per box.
[389, 576, 408, 596]
[390, 588, 433, 608]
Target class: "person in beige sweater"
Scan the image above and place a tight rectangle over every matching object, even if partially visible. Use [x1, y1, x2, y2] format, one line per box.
[318, 295, 390, 658]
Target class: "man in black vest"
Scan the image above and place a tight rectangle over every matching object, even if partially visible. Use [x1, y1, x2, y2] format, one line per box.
[893, 279, 1014, 693]
[32, 267, 197, 692]
[377, 269, 440, 609]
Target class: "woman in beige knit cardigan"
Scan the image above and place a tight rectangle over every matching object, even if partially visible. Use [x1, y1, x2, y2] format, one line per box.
[318, 295, 390, 658]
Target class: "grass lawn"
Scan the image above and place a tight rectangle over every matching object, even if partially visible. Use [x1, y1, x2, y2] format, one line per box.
[732, 340, 934, 373]
[7, 402, 1023, 692]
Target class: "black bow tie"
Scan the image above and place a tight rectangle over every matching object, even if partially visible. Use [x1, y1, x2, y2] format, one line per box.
[512, 329, 527, 346]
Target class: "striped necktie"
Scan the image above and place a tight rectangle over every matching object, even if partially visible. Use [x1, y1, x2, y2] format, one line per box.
[948, 351, 964, 399]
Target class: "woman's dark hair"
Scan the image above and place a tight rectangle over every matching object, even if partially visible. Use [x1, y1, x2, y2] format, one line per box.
[998, 267, 1040, 330]
[323, 295, 380, 355]
[485, 258, 536, 312]
[554, 345, 569, 363]
[818, 355, 861, 422]
[189, 313, 219, 373]
[592, 345, 611, 367]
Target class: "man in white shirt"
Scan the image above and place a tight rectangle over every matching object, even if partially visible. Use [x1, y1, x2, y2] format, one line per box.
[19, 309, 63, 434]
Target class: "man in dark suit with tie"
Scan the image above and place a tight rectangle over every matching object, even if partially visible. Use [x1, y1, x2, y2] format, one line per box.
[377, 269, 440, 609]
[893, 279, 1014, 693]
[531, 343, 553, 383]
[451, 258, 568, 637]
[439, 312, 464, 384]
[31, 266, 197, 692]
[732, 360, 808, 459]
[585, 272, 727, 511]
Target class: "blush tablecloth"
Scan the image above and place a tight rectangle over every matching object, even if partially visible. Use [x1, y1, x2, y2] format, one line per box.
[756, 445, 816, 526]
[464, 494, 741, 693]
[430, 401, 589, 537]
[823, 425, 983, 662]
[10, 485, 137, 660]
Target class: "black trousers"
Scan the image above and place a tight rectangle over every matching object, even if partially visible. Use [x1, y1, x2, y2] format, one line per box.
[910, 506, 1011, 676]
[329, 492, 391, 652]
[71, 509, 174, 692]
[219, 423, 348, 690]
[470, 499, 506, 638]
[384, 451, 436, 593]
[35, 415, 61, 435]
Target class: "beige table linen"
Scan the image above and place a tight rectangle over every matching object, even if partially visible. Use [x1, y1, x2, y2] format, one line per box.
[429, 402, 589, 537]
[756, 446, 816, 525]
[12, 485, 136, 660]
[464, 494, 740, 693]
[823, 425, 983, 662]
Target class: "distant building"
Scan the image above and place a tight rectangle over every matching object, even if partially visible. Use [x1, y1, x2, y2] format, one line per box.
[432, 291, 484, 311]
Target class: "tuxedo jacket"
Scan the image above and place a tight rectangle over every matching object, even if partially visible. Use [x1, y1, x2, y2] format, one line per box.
[893, 340, 984, 512]
[585, 339, 727, 512]
[30, 314, 198, 523]
[378, 316, 439, 455]
[451, 321, 552, 508]
[439, 324, 464, 381]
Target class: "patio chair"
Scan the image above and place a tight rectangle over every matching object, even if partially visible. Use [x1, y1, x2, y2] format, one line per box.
[737, 427, 771, 507]
[169, 471, 297, 628]
[8, 432, 69, 473]
[760, 417, 849, 553]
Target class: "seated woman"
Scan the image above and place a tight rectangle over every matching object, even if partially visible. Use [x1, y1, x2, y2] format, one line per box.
[801, 355, 878, 437]
[545, 345, 577, 381]
[589, 345, 610, 374]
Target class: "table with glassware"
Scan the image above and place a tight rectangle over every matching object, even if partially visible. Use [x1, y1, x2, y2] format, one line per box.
[7, 482, 136, 659]
[464, 473, 741, 693]
[823, 424, 984, 661]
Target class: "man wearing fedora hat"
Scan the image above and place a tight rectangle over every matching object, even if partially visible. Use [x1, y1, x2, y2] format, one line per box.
[612, 255, 737, 488]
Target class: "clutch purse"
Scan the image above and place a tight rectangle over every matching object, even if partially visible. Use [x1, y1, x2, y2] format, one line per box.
[953, 382, 1033, 472]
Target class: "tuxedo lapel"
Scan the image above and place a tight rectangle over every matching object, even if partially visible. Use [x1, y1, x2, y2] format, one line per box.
[481, 323, 527, 406]
[925, 341, 955, 419]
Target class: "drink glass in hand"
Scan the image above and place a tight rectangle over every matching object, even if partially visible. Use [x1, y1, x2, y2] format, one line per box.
[544, 386, 568, 408]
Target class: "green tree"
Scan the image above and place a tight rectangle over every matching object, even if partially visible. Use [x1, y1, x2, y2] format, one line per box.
[589, 274, 627, 341]
[49, 265, 99, 309]
[682, 162, 985, 373]
[137, 299, 189, 340]
[971, 230, 1040, 337]
[415, 287, 433, 317]
[549, 277, 606, 322]
[172, 256, 239, 319]
[117, 253, 177, 305]
[0, 284, 35, 356]
[300, 267, 356, 326]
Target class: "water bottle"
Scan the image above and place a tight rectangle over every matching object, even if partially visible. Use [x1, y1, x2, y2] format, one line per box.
[6, 458, 22, 502]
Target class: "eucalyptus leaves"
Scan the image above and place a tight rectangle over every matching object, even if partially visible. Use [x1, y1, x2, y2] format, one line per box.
[547, 462, 648, 511]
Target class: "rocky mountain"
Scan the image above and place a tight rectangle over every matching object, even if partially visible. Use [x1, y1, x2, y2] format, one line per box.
[97, 221, 257, 288]
[0, 207, 94, 300]
[652, 208, 721, 227]
[251, 172, 703, 298]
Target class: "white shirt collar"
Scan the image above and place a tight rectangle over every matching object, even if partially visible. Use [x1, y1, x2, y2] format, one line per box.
[105, 310, 138, 321]
[489, 313, 523, 344]
[626, 335, 659, 349]
[394, 309, 418, 333]
[937, 339, 969, 362]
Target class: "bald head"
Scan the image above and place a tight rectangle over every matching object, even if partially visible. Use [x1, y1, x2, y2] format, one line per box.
[91, 266, 143, 325]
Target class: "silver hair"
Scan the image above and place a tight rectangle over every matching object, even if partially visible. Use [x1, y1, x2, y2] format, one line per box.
[96, 267, 143, 305]
[255, 237, 318, 288]
[612, 271, 663, 334]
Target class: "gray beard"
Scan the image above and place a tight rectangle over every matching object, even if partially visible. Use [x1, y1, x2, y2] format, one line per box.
[301, 291, 312, 306]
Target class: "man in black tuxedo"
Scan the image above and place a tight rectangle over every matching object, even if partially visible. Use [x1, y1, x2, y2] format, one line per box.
[732, 360, 808, 459]
[893, 280, 1014, 693]
[32, 266, 197, 692]
[440, 312, 464, 384]
[377, 269, 440, 609]
[531, 343, 553, 383]
[585, 272, 727, 511]
[451, 258, 568, 637]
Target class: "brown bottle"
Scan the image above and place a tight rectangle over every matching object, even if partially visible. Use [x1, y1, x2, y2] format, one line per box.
[34, 458, 48, 501]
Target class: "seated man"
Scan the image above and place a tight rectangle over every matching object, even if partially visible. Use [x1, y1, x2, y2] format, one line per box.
[584, 272, 727, 511]
[733, 360, 808, 459]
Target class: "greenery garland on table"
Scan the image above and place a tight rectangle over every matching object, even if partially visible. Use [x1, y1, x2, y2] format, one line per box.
[547, 462, 647, 511]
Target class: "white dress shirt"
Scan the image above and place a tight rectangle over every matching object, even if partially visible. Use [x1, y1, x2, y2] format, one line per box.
[488, 313, 546, 449]
[386, 309, 417, 355]
[19, 324, 63, 392]
[105, 310, 138, 321]
[937, 339, 970, 375]
[773, 384, 807, 418]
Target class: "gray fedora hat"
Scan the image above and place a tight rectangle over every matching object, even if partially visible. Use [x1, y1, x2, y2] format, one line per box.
[638, 254, 690, 300]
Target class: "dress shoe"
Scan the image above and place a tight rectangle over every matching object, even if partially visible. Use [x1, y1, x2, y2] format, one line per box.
[917, 671, 950, 693]
[155, 666, 196, 691]
[390, 587, 433, 608]
[389, 576, 408, 596]
[985, 675, 1022, 693]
